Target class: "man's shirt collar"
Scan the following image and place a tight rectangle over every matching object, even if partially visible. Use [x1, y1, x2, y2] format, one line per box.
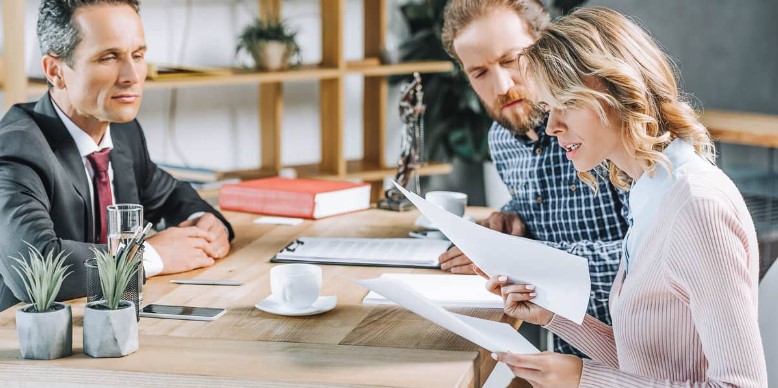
[50, 96, 113, 157]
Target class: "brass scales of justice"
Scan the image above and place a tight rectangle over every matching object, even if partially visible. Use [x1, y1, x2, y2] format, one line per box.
[378, 72, 426, 212]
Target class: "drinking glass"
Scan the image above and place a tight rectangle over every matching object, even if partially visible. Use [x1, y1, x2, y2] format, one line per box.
[106, 204, 144, 303]
[107, 204, 143, 255]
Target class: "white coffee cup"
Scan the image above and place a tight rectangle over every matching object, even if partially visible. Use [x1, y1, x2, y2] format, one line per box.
[425, 191, 468, 217]
[270, 264, 322, 309]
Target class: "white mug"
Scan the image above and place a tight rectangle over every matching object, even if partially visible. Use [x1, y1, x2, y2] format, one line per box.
[270, 264, 322, 309]
[425, 191, 468, 217]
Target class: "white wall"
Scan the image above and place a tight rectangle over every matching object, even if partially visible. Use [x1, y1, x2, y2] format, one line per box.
[2, 0, 408, 172]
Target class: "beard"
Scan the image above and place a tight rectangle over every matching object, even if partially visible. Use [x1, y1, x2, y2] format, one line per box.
[486, 86, 545, 135]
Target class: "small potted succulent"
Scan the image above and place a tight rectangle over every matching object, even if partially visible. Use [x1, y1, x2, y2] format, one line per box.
[10, 243, 73, 360]
[236, 16, 301, 71]
[82, 246, 142, 358]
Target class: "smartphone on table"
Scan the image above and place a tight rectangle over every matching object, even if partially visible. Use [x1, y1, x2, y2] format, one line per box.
[139, 304, 226, 321]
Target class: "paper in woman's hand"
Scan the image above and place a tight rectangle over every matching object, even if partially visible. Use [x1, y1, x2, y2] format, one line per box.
[392, 181, 590, 324]
[356, 277, 538, 354]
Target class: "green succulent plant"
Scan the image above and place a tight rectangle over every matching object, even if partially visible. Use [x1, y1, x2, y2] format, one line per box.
[90, 246, 142, 310]
[10, 242, 73, 313]
[236, 16, 302, 67]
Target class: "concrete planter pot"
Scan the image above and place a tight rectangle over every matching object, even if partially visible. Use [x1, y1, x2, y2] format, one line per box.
[83, 300, 138, 358]
[16, 302, 73, 360]
[250, 40, 292, 71]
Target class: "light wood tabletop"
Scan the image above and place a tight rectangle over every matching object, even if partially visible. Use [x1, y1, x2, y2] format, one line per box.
[0, 207, 527, 387]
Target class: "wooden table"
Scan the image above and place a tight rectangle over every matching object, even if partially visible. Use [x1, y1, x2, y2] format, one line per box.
[0, 207, 522, 387]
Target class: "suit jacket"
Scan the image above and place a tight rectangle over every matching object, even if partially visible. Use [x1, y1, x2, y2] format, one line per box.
[0, 95, 234, 312]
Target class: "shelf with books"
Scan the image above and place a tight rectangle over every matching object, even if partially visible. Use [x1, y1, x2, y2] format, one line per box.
[168, 160, 453, 203]
[1, 0, 455, 203]
[293, 160, 454, 182]
[296, 160, 453, 201]
[170, 160, 453, 186]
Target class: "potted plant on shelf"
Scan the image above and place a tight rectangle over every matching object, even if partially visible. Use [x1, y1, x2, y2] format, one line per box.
[83, 246, 142, 358]
[236, 16, 301, 71]
[11, 243, 73, 360]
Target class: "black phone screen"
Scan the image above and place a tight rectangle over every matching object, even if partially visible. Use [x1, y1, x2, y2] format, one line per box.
[141, 304, 224, 318]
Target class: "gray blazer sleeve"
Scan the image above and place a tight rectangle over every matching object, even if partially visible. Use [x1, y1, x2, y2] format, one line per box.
[0, 129, 100, 306]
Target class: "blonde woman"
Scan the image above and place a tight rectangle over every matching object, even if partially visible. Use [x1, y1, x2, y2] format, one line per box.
[478, 7, 768, 387]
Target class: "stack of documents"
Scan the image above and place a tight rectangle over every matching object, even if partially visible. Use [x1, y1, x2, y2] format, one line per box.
[363, 274, 503, 308]
[272, 237, 451, 268]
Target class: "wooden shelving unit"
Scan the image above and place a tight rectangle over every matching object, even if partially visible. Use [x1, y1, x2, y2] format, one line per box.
[0, 0, 455, 201]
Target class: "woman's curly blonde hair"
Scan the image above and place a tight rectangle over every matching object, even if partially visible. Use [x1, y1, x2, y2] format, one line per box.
[523, 7, 715, 191]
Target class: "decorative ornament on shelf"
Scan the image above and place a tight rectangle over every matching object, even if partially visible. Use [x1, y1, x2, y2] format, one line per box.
[379, 72, 426, 212]
[10, 242, 73, 360]
[236, 16, 302, 71]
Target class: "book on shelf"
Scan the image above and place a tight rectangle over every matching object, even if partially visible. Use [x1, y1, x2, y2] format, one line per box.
[158, 164, 227, 183]
[188, 178, 241, 191]
[272, 237, 451, 268]
[146, 63, 232, 80]
[219, 177, 371, 219]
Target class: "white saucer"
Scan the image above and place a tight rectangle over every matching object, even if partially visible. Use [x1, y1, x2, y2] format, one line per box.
[414, 214, 475, 230]
[255, 295, 337, 317]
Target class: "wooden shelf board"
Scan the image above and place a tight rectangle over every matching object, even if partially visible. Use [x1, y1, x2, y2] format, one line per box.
[346, 60, 454, 77]
[702, 109, 778, 148]
[217, 167, 278, 180]
[294, 160, 453, 181]
[9, 62, 455, 97]
[202, 161, 452, 183]
[143, 64, 341, 89]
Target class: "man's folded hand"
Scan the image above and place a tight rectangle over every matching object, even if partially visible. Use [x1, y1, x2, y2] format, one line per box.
[147, 226, 218, 275]
[179, 213, 231, 259]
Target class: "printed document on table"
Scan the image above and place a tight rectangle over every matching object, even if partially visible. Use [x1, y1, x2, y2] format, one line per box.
[272, 237, 450, 268]
[363, 274, 503, 308]
[392, 181, 590, 324]
[356, 277, 539, 355]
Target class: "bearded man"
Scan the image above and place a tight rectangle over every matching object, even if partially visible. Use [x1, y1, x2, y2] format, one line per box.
[437, 0, 630, 357]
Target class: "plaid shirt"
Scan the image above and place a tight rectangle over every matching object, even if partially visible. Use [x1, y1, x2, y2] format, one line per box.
[489, 120, 630, 356]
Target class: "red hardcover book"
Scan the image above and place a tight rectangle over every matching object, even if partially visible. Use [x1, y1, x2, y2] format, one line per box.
[219, 177, 371, 219]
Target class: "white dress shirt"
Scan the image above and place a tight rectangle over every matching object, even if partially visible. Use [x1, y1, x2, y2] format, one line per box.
[51, 101, 165, 276]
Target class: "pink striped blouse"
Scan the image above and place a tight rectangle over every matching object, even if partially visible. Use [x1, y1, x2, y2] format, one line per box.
[546, 147, 768, 387]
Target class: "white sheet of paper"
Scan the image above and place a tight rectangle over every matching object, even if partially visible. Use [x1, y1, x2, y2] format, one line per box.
[392, 181, 590, 324]
[356, 277, 539, 355]
[483, 363, 519, 388]
[363, 274, 503, 308]
[254, 216, 304, 226]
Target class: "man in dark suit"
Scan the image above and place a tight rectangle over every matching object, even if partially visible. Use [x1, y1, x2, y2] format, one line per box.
[0, 0, 234, 312]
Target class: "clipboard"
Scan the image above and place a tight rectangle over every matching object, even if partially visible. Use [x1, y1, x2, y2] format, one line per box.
[270, 237, 451, 269]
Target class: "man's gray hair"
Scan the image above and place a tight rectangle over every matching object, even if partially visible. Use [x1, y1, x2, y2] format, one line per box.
[37, 0, 140, 66]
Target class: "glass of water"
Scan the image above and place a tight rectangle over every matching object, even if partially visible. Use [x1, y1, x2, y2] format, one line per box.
[107, 204, 144, 254]
[107, 203, 144, 302]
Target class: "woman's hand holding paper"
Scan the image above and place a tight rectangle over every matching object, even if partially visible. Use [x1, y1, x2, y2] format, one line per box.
[474, 266, 554, 325]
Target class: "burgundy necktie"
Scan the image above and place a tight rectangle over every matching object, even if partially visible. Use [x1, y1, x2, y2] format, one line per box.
[87, 148, 113, 244]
